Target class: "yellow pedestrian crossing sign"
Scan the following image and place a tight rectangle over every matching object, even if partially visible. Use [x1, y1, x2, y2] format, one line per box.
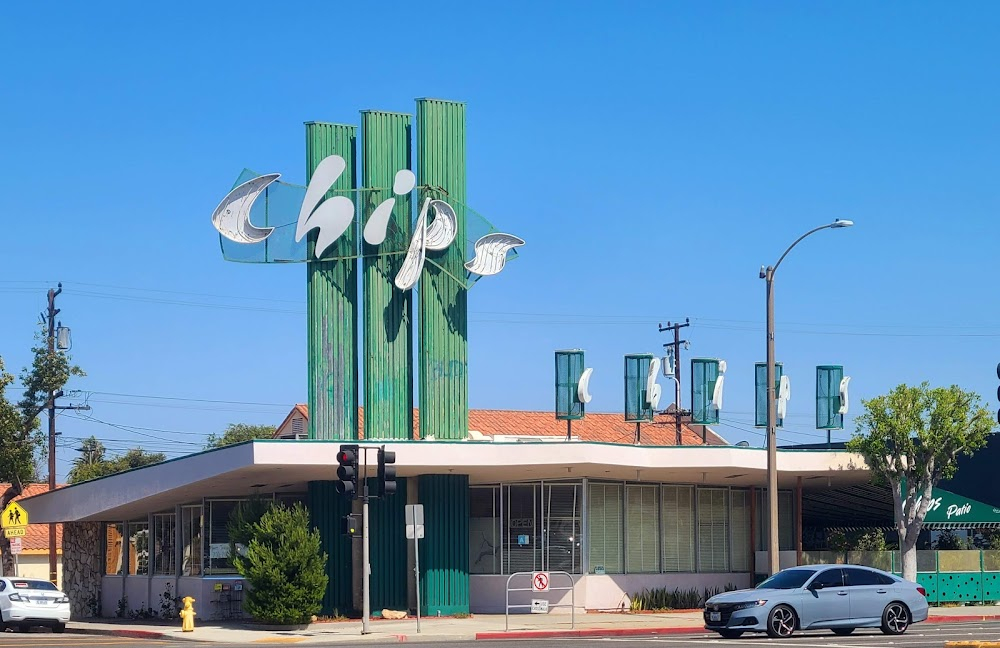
[1, 502, 28, 529]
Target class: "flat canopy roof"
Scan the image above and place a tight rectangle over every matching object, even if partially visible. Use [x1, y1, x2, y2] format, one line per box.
[21, 440, 868, 523]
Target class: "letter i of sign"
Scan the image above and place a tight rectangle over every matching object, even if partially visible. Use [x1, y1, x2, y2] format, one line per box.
[363, 170, 417, 246]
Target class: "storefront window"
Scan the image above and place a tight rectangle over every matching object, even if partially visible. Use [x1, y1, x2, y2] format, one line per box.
[545, 484, 581, 574]
[504, 485, 538, 573]
[588, 483, 623, 574]
[626, 484, 659, 573]
[127, 521, 149, 576]
[153, 513, 176, 576]
[729, 489, 751, 572]
[205, 499, 242, 575]
[105, 522, 124, 575]
[470, 487, 500, 574]
[698, 488, 729, 572]
[662, 485, 695, 572]
[181, 505, 202, 576]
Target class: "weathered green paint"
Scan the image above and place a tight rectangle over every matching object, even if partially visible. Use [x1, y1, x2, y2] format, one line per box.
[308, 481, 354, 615]
[416, 99, 468, 440]
[305, 122, 359, 440]
[418, 474, 469, 614]
[361, 111, 413, 440]
[367, 478, 409, 611]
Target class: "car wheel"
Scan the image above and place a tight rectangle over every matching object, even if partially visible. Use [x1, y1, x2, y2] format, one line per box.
[832, 628, 855, 636]
[718, 630, 744, 639]
[881, 602, 910, 635]
[766, 604, 797, 638]
[53, 623, 66, 634]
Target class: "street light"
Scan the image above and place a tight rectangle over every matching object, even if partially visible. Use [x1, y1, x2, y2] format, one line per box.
[761, 219, 853, 576]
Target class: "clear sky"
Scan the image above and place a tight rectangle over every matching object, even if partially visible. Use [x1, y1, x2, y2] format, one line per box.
[2, 2, 998, 481]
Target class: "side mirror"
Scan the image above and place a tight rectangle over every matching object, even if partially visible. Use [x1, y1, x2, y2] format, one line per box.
[809, 581, 824, 590]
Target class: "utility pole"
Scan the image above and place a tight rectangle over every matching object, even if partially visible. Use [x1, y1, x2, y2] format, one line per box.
[43, 284, 89, 586]
[45, 284, 61, 587]
[658, 319, 690, 445]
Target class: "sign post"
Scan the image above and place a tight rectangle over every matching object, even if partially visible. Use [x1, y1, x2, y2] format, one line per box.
[10, 537, 21, 576]
[405, 504, 425, 634]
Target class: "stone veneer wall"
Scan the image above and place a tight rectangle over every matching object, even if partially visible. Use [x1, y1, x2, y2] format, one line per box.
[63, 521, 103, 618]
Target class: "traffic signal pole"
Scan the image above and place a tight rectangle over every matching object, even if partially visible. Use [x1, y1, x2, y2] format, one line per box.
[362, 462, 371, 635]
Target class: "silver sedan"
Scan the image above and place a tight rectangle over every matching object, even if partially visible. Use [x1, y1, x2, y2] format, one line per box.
[704, 564, 929, 638]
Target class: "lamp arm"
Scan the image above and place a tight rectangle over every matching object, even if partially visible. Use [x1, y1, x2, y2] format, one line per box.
[771, 223, 836, 274]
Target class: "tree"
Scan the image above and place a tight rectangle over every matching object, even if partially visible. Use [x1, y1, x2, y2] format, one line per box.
[68, 446, 166, 484]
[205, 423, 276, 449]
[0, 326, 84, 575]
[847, 383, 994, 582]
[233, 503, 328, 625]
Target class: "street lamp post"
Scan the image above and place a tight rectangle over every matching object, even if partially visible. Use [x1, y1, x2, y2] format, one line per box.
[762, 219, 853, 576]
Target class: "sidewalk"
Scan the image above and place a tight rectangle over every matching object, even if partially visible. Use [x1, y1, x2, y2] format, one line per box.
[64, 606, 1000, 644]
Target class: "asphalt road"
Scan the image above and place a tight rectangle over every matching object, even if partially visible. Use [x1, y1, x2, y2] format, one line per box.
[1, 621, 998, 647]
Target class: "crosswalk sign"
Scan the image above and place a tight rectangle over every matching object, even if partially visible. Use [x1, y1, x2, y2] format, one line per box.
[1, 502, 28, 529]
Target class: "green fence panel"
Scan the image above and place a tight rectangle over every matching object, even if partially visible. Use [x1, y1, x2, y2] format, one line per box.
[755, 362, 783, 428]
[816, 365, 844, 430]
[937, 572, 983, 603]
[367, 478, 409, 612]
[555, 350, 586, 420]
[984, 572, 1000, 601]
[308, 481, 354, 615]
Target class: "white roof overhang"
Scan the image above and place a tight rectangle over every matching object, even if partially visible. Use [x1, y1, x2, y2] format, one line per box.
[21, 440, 869, 523]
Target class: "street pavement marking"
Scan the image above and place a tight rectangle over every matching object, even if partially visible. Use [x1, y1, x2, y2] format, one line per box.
[0, 641, 170, 647]
[252, 639, 306, 644]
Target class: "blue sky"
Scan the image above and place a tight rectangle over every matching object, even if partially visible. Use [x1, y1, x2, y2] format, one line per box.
[2, 2, 998, 481]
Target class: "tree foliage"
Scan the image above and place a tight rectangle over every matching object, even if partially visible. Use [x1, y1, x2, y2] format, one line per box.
[846, 382, 993, 581]
[233, 503, 328, 625]
[1, 326, 85, 575]
[227, 495, 275, 560]
[205, 423, 276, 449]
[68, 443, 166, 484]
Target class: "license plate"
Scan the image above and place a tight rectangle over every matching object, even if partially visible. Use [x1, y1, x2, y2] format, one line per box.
[710, 611, 721, 622]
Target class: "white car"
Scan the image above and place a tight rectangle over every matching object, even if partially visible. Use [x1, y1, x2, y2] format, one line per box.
[0, 577, 70, 633]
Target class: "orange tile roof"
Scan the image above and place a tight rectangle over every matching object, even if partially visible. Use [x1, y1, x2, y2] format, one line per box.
[281, 405, 726, 446]
[1, 483, 64, 553]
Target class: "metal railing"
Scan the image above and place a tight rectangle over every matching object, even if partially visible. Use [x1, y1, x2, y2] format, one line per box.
[504, 571, 576, 631]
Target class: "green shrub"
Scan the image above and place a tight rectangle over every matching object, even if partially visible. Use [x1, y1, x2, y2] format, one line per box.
[233, 502, 328, 625]
[628, 586, 705, 611]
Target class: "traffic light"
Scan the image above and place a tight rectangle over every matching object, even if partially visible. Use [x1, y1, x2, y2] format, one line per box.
[336, 444, 359, 499]
[341, 514, 360, 537]
[377, 446, 397, 497]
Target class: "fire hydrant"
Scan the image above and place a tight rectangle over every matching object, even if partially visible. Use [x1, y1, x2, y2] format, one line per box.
[180, 596, 196, 632]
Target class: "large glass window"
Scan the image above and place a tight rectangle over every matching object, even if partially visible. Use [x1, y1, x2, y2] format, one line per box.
[504, 485, 538, 573]
[127, 521, 149, 576]
[661, 485, 695, 572]
[152, 513, 176, 576]
[470, 487, 501, 575]
[205, 499, 242, 575]
[753, 489, 796, 551]
[625, 484, 659, 573]
[105, 523, 124, 575]
[697, 488, 729, 572]
[181, 505, 202, 576]
[730, 489, 751, 572]
[588, 483, 623, 574]
[545, 484, 581, 574]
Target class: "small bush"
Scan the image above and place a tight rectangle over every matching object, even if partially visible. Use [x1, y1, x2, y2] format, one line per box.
[628, 586, 704, 611]
[233, 502, 328, 625]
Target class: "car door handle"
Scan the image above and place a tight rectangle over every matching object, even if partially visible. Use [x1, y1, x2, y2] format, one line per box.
[876, 589, 887, 594]
[837, 591, 848, 596]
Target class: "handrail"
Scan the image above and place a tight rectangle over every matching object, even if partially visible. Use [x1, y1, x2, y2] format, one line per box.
[504, 571, 576, 632]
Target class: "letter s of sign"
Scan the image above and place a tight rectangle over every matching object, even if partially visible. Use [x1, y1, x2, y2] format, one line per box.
[295, 156, 356, 258]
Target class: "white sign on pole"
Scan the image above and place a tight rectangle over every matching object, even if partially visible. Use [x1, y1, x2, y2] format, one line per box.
[405, 504, 425, 540]
[9, 537, 22, 555]
[530, 598, 549, 614]
[531, 571, 550, 592]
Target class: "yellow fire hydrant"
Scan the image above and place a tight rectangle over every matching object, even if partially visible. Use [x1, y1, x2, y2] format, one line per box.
[180, 596, 196, 632]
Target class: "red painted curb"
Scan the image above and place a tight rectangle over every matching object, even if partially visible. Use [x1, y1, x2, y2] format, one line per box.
[70, 628, 174, 640]
[928, 615, 1000, 623]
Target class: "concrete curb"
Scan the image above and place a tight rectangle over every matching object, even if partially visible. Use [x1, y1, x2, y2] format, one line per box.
[944, 643, 1000, 648]
[476, 626, 708, 640]
[69, 627, 199, 641]
[477, 613, 1000, 641]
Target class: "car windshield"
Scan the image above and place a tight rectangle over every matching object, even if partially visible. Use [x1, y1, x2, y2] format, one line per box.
[11, 580, 58, 591]
[756, 569, 814, 590]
